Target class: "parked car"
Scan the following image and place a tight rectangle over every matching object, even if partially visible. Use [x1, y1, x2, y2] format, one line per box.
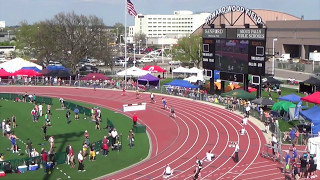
[79, 65, 98, 72]
[137, 55, 156, 63]
[168, 60, 181, 65]
[48, 61, 62, 66]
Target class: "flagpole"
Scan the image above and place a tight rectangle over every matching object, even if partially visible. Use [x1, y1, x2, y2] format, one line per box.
[124, 0, 128, 89]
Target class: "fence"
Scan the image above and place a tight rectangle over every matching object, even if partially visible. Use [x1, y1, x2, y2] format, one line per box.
[0, 93, 52, 105]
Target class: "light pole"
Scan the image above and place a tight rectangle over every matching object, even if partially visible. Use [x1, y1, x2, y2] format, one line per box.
[272, 38, 278, 76]
[145, 37, 148, 49]
[313, 50, 317, 73]
[133, 44, 136, 67]
[138, 40, 142, 54]
[119, 35, 123, 56]
[162, 36, 164, 64]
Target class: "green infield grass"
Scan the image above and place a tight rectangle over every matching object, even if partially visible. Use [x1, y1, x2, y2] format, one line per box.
[0, 97, 149, 180]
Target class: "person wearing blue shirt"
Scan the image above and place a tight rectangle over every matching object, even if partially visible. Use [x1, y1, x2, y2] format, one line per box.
[74, 108, 79, 120]
[285, 151, 290, 174]
[290, 128, 296, 143]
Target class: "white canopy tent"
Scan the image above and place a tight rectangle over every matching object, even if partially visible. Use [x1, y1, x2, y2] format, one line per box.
[172, 66, 191, 73]
[0, 58, 43, 73]
[116, 66, 149, 77]
[308, 136, 320, 169]
[183, 75, 204, 83]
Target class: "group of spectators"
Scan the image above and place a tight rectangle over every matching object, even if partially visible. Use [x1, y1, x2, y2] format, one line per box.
[284, 144, 318, 179]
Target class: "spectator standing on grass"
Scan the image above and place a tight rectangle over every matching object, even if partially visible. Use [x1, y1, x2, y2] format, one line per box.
[42, 149, 48, 174]
[59, 98, 64, 108]
[102, 136, 109, 156]
[1, 120, 5, 137]
[128, 130, 135, 149]
[78, 150, 85, 172]
[31, 108, 37, 122]
[82, 142, 88, 158]
[12, 115, 16, 128]
[69, 146, 75, 168]
[132, 113, 138, 126]
[66, 144, 71, 165]
[26, 138, 33, 157]
[42, 124, 47, 140]
[66, 110, 71, 124]
[74, 108, 79, 120]
[111, 128, 118, 148]
[39, 104, 43, 116]
[48, 136, 55, 150]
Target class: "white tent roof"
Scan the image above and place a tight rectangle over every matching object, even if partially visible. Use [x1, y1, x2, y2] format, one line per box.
[116, 66, 149, 77]
[172, 66, 191, 73]
[189, 67, 203, 73]
[183, 75, 204, 83]
[0, 58, 43, 73]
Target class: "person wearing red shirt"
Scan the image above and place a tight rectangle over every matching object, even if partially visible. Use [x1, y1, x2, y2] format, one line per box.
[132, 113, 138, 126]
[42, 149, 48, 174]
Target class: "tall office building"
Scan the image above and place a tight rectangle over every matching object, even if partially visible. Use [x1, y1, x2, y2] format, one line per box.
[129, 11, 210, 46]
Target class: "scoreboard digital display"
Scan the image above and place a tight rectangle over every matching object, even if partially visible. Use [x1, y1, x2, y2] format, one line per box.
[202, 28, 266, 80]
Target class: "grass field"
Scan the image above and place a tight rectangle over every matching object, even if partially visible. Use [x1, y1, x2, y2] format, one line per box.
[0, 97, 149, 180]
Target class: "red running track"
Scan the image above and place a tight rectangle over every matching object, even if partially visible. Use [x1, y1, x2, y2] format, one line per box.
[1, 86, 285, 179]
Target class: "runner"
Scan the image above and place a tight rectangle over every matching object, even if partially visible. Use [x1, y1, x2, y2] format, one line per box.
[162, 98, 168, 110]
[136, 89, 140, 99]
[170, 105, 176, 118]
[121, 88, 126, 96]
[150, 92, 155, 103]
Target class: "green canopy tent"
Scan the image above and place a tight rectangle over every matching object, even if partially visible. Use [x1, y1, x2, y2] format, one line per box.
[272, 101, 296, 112]
[221, 89, 256, 100]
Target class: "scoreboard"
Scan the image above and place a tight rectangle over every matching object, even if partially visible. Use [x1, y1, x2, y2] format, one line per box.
[202, 28, 266, 80]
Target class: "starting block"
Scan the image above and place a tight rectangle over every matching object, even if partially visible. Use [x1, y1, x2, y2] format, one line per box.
[228, 141, 237, 148]
[123, 103, 146, 112]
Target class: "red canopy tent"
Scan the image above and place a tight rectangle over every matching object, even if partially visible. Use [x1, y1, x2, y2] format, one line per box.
[79, 73, 111, 81]
[12, 69, 42, 77]
[142, 65, 166, 73]
[301, 92, 320, 104]
[0, 69, 12, 77]
[248, 87, 257, 93]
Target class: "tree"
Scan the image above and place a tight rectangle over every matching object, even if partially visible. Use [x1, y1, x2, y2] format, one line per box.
[16, 12, 112, 73]
[114, 23, 125, 43]
[172, 35, 202, 68]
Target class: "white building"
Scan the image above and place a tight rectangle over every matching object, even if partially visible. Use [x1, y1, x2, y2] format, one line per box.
[129, 11, 210, 46]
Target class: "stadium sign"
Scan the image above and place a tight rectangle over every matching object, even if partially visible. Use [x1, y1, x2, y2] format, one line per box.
[205, 5, 263, 25]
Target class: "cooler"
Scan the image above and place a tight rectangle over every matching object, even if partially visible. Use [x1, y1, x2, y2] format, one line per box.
[46, 161, 54, 169]
[0, 171, 5, 177]
[18, 165, 28, 173]
[29, 164, 38, 171]
[133, 124, 146, 133]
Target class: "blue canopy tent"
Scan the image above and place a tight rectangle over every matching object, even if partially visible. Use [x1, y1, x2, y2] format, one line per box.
[278, 93, 301, 102]
[21, 66, 41, 72]
[137, 73, 160, 89]
[300, 106, 320, 135]
[47, 65, 69, 71]
[164, 79, 199, 88]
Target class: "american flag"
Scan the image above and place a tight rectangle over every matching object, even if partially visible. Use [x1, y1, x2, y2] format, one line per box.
[127, 0, 137, 17]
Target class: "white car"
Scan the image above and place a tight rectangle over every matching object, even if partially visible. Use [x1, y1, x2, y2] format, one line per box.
[168, 60, 181, 65]
[137, 58, 155, 63]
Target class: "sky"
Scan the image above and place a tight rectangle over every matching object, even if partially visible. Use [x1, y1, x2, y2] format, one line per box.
[1, 0, 320, 27]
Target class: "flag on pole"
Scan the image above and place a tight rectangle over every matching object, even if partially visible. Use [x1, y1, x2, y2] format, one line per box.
[127, 0, 137, 17]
